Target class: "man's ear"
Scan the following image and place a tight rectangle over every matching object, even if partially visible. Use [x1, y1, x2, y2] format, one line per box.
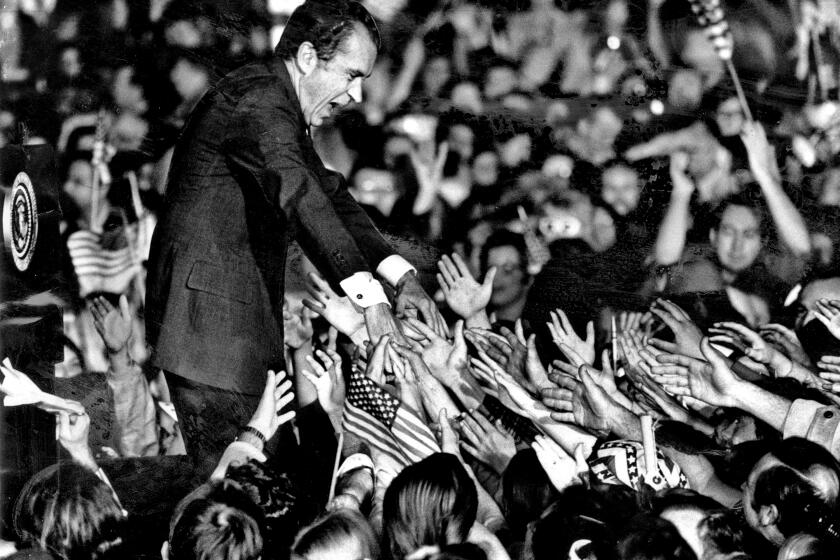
[709, 228, 717, 246]
[758, 504, 779, 528]
[295, 42, 318, 75]
[161, 541, 170, 560]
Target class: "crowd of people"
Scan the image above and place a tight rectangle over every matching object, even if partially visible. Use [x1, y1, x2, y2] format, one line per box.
[4, 0, 840, 559]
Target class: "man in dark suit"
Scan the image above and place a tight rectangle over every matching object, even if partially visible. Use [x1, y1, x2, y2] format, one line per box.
[145, 0, 445, 468]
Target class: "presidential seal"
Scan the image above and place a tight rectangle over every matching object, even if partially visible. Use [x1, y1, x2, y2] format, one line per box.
[3, 172, 38, 272]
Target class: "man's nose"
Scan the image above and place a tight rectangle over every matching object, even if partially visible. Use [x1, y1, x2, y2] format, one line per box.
[348, 79, 363, 103]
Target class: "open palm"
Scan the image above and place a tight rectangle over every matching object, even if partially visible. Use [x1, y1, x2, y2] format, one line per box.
[437, 253, 495, 320]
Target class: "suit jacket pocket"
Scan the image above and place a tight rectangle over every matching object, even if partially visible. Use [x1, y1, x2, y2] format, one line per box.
[186, 260, 255, 304]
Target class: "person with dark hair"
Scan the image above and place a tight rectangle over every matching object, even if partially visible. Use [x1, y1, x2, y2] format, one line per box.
[13, 463, 126, 560]
[500, 448, 557, 544]
[226, 460, 317, 559]
[616, 514, 698, 560]
[653, 120, 812, 327]
[145, 0, 445, 470]
[743, 438, 840, 547]
[530, 483, 638, 560]
[164, 479, 264, 560]
[478, 229, 532, 325]
[382, 453, 478, 560]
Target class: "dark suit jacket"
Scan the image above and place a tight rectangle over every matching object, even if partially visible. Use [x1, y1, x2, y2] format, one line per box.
[146, 57, 393, 394]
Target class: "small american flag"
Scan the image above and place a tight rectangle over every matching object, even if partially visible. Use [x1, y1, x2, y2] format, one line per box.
[67, 229, 143, 297]
[342, 367, 440, 469]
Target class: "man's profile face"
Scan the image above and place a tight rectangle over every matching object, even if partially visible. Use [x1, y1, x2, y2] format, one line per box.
[299, 24, 377, 127]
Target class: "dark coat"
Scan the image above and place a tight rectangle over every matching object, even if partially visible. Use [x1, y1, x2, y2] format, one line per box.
[146, 57, 392, 394]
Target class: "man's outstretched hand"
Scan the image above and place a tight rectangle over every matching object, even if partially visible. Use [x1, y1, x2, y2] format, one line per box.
[394, 272, 449, 337]
[365, 303, 407, 346]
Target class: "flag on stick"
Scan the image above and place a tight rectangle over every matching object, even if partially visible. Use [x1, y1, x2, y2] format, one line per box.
[687, 0, 753, 122]
[342, 366, 440, 470]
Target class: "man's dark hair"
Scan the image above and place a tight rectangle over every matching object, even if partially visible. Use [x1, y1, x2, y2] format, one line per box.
[710, 191, 770, 240]
[168, 480, 264, 560]
[275, 0, 380, 61]
[479, 229, 529, 276]
[532, 483, 638, 560]
[752, 438, 840, 539]
[501, 448, 558, 540]
[616, 514, 697, 560]
[226, 460, 316, 559]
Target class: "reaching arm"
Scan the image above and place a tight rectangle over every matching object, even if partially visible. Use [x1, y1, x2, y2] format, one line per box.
[654, 152, 694, 266]
[741, 122, 811, 256]
[90, 295, 158, 457]
[225, 91, 398, 312]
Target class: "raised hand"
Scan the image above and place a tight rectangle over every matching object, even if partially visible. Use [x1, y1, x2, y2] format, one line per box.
[471, 350, 548, 419]
[525, 334, 552, 390]
[302, 271, 365, 337]
[403, 317, 465, 387]
[301, 349, 345, 430]
[465, 328, 511, 367]
[437, 253, 496, 321]
[648, 299, 704, 360]
[410, 141, 449, 210]
[283, 299, 314, 350]
[709, 321, 765, 358]
[389, 350, 423, 413]
[57, 407, 97, 470]
[546, 309, 595, 366]
[618, 310, 655, 338]
[818, 355, 840, 393]
[394, 272, 448, 338]
[814, 299, 840, 341]
[437, 409, 462, 458]
[588, 349, 620, 396]
[499, 326, 529, 384]
[364, 335, 391, 386]
[650, 338, 741, 408]
[669, 151, 695, 196]
[760, 323, 812, 367]
[816, 355, 840, 406]
[459, 412, 517, 475]
[90, 295, 132, 354]
[741, 121, 778, 180]
[247, 370, 296, 442]
[618, 331, 656, 378]
[540, 365, 616, 434]
[532, 436, 587, 492]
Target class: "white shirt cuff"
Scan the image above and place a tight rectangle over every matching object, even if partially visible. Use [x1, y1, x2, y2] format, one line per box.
[377, 255, 416, 287]
[340, 272, 390, 308]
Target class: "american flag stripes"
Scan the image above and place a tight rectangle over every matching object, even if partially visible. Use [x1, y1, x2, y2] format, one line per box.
[342, 367, 440, 469]
[67, 229, 142, 297]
